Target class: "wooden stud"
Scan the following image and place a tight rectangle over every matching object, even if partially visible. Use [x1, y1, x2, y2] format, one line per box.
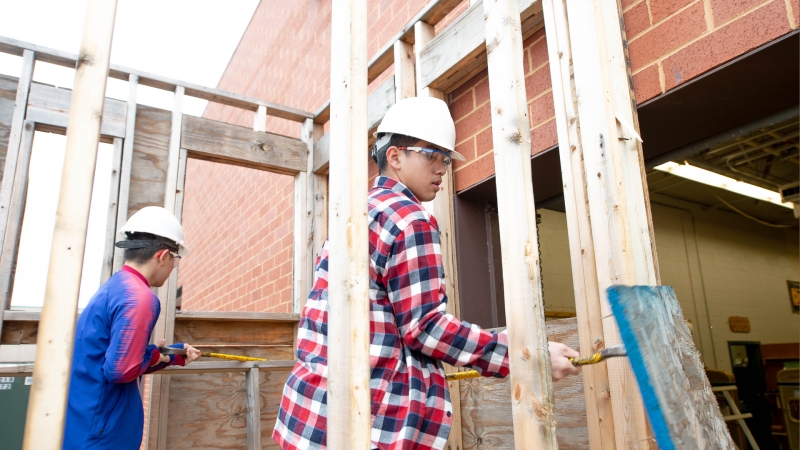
[245, 367, 262, 450]
[299, 118, 322, 313]
[482, 0, 555, 447]
[100, 137, 124, 284]
[414, 19, 464, 450]
[254, 105, 267, 132]
[414, 22, 446, 101]
[112, 74, 139, 273]
[393, 40, 416, 102]
[564, 0, 657, 445]
[311, 123, 327, 259]
[0, 121, 35, 313]
[22, 0, 119, 447]
[542, 0, 616, 447]
[0, 50, 34, 266]
[293, 169, 309, 313]
[327, 0, 371, 447]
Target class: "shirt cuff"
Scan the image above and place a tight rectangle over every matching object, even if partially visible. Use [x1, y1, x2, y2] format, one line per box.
[170, 354, 186, 367]
[149, 349, 162, 367]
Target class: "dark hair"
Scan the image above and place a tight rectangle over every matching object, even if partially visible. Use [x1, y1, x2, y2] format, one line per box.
[122, 232, 176, 264]
[373, 134, 419, 174]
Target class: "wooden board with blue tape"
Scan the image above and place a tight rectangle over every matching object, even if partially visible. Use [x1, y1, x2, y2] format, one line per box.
[607, 286, 734, 449]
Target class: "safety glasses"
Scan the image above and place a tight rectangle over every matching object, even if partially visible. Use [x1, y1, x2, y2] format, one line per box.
[168, 250, 181, 268]
[396, 146, 452, 167]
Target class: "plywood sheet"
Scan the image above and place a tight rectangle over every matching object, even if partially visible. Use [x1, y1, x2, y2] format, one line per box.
[0, 320, 38, 344]
[166, 368, 291, 449]
[459, 318, 589, 449]
[127, 105, 171, 219]
[173, 320, 296, 361]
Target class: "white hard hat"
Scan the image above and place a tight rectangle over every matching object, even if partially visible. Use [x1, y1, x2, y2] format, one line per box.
[374, 97, 465, 160]
[117, 206, 190, 257]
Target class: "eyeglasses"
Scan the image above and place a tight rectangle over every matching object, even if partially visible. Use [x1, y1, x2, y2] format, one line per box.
[396, 147, 452, 167]
[169, 251, 181, 268]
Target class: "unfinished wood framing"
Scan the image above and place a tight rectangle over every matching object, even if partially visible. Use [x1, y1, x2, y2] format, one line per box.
[393, 40, 416, 101]
[99, 136, 124, 284]
[542, 0, 616, 447]
[482, 0, 555, 447]
[246, 367, 262, 449]
[22, 0, 119, 447]
[326, 0, 371, 447]
[112, 74, 138, 272]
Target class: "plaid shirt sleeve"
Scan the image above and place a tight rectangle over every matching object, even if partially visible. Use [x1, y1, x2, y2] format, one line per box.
[385, 219, 509, 377]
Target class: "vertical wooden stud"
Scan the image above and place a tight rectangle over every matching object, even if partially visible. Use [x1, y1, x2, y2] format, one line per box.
[22, 0, 119, 447]
[254, 105, 267, 132]
[0, 50, 34, 262]
[311, 123, 327, 260]
[393, 40, 416, 102]
[542, 0, 616, 447]
[414, 19, 464, 450]
[0, 121, 36, 312]
[246, 367, 262, 450]
[564, 0, 658, 446]
[482, 0, 555, 447]
[293, 168, 309, 313]
[327, 0, 371, 447]
[112, 74, 139, 273]
[100, 137, 124, 284]
[414, 22, 446, 101]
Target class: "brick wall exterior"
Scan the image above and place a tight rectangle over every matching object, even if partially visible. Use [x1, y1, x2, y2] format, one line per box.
[179, 0, 797, 313]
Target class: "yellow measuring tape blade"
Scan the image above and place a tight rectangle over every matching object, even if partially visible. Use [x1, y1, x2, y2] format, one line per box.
[200, 352, 268, 362]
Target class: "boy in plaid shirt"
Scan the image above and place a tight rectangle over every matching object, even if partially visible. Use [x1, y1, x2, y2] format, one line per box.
[274, 97, 580, 450]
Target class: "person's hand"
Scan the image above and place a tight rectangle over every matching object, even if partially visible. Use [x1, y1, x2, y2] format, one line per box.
[548, 341, 580, 381]
[151, 340, 170, 366]
[183, 343, 201, 364]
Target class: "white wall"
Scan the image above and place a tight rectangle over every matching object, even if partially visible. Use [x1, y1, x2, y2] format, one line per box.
[537, 196, 799, 372]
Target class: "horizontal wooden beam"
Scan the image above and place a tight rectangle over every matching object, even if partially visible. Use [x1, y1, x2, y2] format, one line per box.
[313, 133, 330, 174]
[0, 360, 295, 377]
[25, 82, 127, 137]
[0, 35, 313, 122]
[418, 0, 543, 94]
[181, 114, 308, 175]
[174, 310, 300, 322]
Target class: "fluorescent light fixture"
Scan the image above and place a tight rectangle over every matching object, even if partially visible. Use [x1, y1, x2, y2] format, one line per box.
[654, 161, 795, 210]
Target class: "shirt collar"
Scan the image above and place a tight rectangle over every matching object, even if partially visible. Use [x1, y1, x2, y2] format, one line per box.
[121, 265, 150, 287]
[372, 176, 421, 204]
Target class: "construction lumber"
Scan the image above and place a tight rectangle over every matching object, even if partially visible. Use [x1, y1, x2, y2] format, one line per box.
[181, 114, 308, 175]
[1, 318, 38, 345]
[482, 0, 555, 447]
[174, 310, 300, 322]
[308, 121, 328, 259]
[413, 19, 463, 450]
[25, 82, 127, 138]
[112, 74, 138, 272]
[607, 286, 733, 449]
[542, 0, 616, 447]
[22, 0, 119, 448]
[563, 0, 659, 445]
[254, 105, 268, 132]
[459, 318, 588, 449]
[327, 0, 371, 447]
[165, 367, 291, 450]
[100, 137, 124, 284]
[414, 22, 446, 101]
[246, 367, 262, 449]
[0, 121, 34, 311]
[293, 121, 310, 313]
[417, 0, 543, 93]
[0, 36, 314, 123]
[393, 40, 416, 101]
[0, 50, 33, 291]
[312, 132, 330, 174]
[0, 75, 18, 167]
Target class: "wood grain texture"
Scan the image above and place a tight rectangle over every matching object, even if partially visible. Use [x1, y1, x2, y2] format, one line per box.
[393, 40, 416, 102]
[182, 114, 307, 175]
[25, 82, 127, 138]
[459, 318, 588, 449]
[128, 104, 171, 219]
[246, 367, 261, 449]
[165, 369, 291, 450]
[0, 320, 38, 344]
[482, 0, 555, 446]
[175, 310, 300, 322]
[607, 286, 733, 450]
[173, 319, 296, 361]
[542, 0, 617, 446]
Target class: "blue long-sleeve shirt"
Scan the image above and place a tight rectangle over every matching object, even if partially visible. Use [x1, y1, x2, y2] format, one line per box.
[63, 265, 185, 450]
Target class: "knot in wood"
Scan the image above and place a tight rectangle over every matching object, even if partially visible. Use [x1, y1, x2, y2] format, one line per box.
[513, 383, 522, 401]
[521, 347, 531, 360]
[251, 139, 274, 155]
[506, 131, 522, 144]
[25, 123, 32, 131]
[77, 52, 95, 69]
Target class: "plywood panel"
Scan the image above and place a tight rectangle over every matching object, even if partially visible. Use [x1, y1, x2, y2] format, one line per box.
[173, 320, 296, 361]
[459, 318, 589, 449]
[166, 368, 291, 449]
[0, 320, 38, 344]
[127, 105, 171, 219]
[0, 74, 17, 183]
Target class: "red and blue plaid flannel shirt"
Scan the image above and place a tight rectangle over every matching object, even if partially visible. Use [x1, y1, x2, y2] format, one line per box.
[273, 176, 510, 450]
